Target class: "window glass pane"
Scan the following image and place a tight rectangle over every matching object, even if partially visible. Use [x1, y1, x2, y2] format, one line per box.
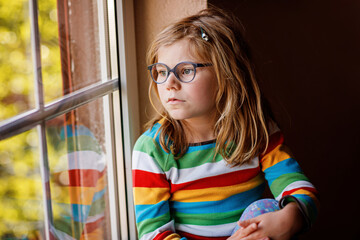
[0, 129, 45, 239]
[40, 0, 113, 103]
[0, 0, 117, 122]
[38, 0, 62, 103]
[46, 97, 111, 239]
[0, 0, 36, 122]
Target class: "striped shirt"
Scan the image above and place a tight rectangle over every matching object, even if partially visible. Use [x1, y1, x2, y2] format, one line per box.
[132, 123, 318, 240]
[50, 124, 108, 240]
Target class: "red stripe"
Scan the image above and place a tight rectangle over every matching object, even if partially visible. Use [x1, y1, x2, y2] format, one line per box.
[170, 167, 260, 193]
[260, 131, 284, 159]
[68, 169, 105, 187]
[178, 231, 228, 240]
[132, 169, 169, 188]
[53, 169, 105, 187]
[83, 216, 105, 234]
[50, 231, 56, 240]
[282, 187, 318, 197]
[153, 230, 174, 240]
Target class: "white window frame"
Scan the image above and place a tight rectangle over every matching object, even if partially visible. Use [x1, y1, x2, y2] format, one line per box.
[116, 0, 139, 239]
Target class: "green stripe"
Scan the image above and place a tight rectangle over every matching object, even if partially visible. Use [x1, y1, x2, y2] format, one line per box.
[65, 135, 102, 154]
[88, 195, 105, 216]
[166, 149, 223, 171]
[133, 134, 158, 152]
[53, 217, 83, 240]
[133, 134, 169, 170]
[174, 209, 243, 226]
[134, 134, 224, 171]
[137, 212, 171, 239]
[270, 173, 309, 196]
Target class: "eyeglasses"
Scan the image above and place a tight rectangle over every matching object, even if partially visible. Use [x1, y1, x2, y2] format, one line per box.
[147, 61, 212, 84]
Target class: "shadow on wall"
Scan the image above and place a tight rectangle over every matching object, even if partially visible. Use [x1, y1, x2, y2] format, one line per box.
[209, 0, 360, 239]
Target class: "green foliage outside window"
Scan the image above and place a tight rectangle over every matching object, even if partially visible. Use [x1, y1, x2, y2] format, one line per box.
[0, 0, 62, 238]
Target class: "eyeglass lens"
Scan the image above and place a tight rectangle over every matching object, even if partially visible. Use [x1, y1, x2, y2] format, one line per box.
[151, 63, 195, 83]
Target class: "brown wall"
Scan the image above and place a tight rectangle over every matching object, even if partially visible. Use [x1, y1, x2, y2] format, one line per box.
[133, 0, 360, 238]
[209, 0, 360, 239]
[134, 0, 207, 131]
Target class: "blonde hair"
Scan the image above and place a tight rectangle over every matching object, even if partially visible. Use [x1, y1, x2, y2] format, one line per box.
[146, 7, 269, 166]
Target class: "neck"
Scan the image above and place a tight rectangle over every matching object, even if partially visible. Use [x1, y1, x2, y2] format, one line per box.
[183, 117, 216, 143]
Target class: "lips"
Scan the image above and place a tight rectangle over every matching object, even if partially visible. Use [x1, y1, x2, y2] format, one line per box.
[167, 98, 184, 103]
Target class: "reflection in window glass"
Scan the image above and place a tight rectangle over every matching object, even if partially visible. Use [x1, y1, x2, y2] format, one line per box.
[46, 97, 111, 239]
[0, 0, 35, 122]
[41, 0, 108, 103]
[0, 129, 44, 239]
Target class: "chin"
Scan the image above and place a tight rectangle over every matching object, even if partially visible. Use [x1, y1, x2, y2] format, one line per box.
[169, 116, 186, 121]
[167, 113, 189, 121]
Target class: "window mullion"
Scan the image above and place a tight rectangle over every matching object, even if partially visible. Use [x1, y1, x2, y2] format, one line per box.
[29, 0, 44, 109]
[37, 123, 53, 240]
[29, 0, 52, 239]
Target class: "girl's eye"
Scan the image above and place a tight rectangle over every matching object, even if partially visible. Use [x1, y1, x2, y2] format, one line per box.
[158, 70, 167, 76]
[182, 68, 194, 75]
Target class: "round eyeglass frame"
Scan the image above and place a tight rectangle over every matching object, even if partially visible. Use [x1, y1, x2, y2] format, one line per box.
[147, 61, 212, 84]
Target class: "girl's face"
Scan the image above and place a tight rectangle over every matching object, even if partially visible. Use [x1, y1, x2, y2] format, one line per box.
[156, 39, 218, 125]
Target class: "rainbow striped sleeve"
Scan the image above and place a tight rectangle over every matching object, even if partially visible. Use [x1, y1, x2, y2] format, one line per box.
[132, 125, 182, 240]
[260, 130, 319, 226]
[50, 125, 107, 240]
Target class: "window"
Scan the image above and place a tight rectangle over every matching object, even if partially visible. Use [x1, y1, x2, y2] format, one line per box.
[0, 0, 139, 239]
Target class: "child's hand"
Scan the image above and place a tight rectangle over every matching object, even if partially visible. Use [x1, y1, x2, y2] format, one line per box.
[227, 222, 269, 240]
[229, 202, 304, 240]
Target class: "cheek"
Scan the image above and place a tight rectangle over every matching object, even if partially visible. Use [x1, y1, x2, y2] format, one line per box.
[156, 85, 167, 103]
[187, 83, 217, 105]
[197, 76, 218, 99]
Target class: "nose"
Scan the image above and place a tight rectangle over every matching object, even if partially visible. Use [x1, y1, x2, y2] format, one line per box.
[165, 71, 181, 90]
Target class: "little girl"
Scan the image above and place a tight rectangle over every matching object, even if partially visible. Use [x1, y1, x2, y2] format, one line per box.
[132, 7, 318, 240]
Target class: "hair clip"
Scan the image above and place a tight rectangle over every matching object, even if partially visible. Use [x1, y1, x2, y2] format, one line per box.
[200, 27, 209, 41]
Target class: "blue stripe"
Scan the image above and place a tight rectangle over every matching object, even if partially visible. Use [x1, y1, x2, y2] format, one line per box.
[60, 125, 95, 139]
[143, 123, 161, 139]
[53, 202, 90, 222]
[71, 204, 91, 222]
[264, 158, 302, 186]
[187, 142, 216, 153]
[135, 200, 169, 223]
[170, 183, 265, 214]
[93, 188, 106, 202]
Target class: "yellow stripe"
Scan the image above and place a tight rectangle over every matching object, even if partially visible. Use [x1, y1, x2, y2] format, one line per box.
[80, 228, 103, 240]
[133, 187, 170, 205]
[171, 174, 264, 202]
[158, 118, 165, 124]
[68, 186, 96, 205]
[164, 233, 182, 240]
[291, 189, 319, 208]
[52, 186, 95, 205]
[261, 144, 293, 171]
[291, 189, 314, 196]
[95, 174, 107, 192]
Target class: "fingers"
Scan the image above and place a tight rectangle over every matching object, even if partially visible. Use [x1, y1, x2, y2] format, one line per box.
[230, 218, 269, 240]
[239, 218, 259, 228]
[240, 235, 269, 240]
[235, 223, 258, 238]
[235, 222, 269, 240]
